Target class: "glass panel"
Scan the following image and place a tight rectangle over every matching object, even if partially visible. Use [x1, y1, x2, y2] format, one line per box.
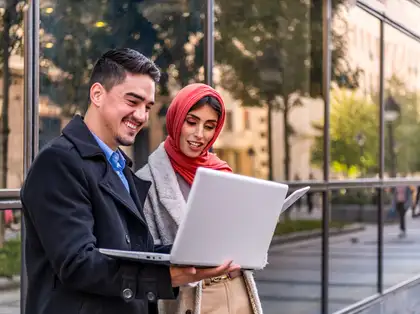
[253, 188, 322, 314]
[382, 19, 420, 286]
[328, 5, 380, 180]
[0, 0, 25, 189]
[0, 1, 26, 310]
[384, 185, 420, 288]
[328, 187, 379, 313]
[213, 0, 326, 183]
[383, 26, 420, 291]
[0, 209, 21, 313]
[359, 0, 420, 37]
[386, 1, 420, 37]
[39, 0, 205, 168]
[384, 25, 420, 178]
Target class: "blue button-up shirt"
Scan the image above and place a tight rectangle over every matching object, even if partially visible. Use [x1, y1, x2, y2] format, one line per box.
[91, 132, 130, 193]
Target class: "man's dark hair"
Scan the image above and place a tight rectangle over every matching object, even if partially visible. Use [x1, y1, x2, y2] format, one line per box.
[88, 48, 160, 95]
[189, 96, 222, 117]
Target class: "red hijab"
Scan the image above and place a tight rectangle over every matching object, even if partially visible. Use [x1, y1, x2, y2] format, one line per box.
[164, 83, 232, 185]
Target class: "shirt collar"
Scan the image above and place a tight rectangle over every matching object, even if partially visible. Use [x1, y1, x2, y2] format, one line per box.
[91, 132, 126, 170]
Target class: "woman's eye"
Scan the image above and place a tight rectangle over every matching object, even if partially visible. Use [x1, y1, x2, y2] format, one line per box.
[186, 120, 196, 125]
[205, 125, 215, 130]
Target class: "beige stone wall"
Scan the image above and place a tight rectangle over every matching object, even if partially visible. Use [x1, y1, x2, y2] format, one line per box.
[0, 55, 24, 189]
[0, 55, 69, 189]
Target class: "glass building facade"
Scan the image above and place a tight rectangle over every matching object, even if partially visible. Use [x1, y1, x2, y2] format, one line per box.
[1, 0, 420, 313]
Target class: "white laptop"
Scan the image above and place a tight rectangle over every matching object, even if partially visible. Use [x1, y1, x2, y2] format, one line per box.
[100, 167, 310, 270]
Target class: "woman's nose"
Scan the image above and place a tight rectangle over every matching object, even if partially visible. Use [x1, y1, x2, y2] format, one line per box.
[194, 125, 204, 138]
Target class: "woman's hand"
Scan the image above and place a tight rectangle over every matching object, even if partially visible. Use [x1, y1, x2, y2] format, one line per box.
[170, 261, 240, 287]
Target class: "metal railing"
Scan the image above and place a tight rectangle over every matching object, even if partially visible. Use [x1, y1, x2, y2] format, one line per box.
[334, 273, 420, 314]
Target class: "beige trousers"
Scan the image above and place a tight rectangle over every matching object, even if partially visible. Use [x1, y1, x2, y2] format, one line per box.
[200, 275, 254, 314]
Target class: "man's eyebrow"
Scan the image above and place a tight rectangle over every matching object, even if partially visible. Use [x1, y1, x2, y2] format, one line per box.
[125, 92, 154, 105]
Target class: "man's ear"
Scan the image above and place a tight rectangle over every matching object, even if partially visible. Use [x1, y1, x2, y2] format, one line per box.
[90, 83, 105, 107]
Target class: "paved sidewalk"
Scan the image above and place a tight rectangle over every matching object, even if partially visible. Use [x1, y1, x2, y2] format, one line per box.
[0, 289, 19, 314]
[255, 214, 420, 314]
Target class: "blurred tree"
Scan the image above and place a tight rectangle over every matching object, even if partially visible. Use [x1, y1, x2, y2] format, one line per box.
[40, 0, 205, 115]
[8, 1, 361, 181]
[311, 77, 420, 179]
[214, 0, 361, 180]
[39, 0, 205, 169]
[311, 87, 379, 178]
[384, 75, 420, 175]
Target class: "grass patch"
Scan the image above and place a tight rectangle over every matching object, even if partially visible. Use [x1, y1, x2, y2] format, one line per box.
[274, 219, 348, 236]
[0, 238, 21, 278]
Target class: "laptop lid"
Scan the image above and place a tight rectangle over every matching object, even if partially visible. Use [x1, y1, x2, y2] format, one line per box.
[281, 186, 310, 212]
[170, 167, 290, 270]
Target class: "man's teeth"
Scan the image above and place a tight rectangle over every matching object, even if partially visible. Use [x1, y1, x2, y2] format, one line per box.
[124, 121, 138, 130]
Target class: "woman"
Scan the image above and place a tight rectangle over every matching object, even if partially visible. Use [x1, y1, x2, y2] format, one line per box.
[136, 83, 263, 314]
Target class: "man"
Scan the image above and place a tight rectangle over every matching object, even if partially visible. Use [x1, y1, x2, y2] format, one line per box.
[21, 48, 238, 314]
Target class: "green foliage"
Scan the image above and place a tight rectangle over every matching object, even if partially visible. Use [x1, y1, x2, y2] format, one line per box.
[330, 188, 376, 205]
[311, 87, 379, 177]
[39, 0, 205, 115]
[311, 76, 420, 177]
[2, 1, 359, 114]
[0, 238, 21, 278]
[275, 219, 347, 235]
[384, 76, 420, 174]
[214, 0, 311, 106]
[214, 0, 360, 105]
[214, 1, 359, 180]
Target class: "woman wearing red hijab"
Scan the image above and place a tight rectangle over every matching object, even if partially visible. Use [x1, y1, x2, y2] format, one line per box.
[136, 83, 263, 314]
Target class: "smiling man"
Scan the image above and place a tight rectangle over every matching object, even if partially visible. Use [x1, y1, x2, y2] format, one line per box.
[20, 48, 238, 314]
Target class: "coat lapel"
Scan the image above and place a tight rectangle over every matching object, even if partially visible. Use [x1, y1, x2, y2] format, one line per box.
[148, 143, 186, 226]
[61, 115, 149, 226]
[99, 166, 146, 225]
[125, 167, 151, 223]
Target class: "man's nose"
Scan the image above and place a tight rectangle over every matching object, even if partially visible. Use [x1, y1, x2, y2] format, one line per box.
[133, 106, 147, 123]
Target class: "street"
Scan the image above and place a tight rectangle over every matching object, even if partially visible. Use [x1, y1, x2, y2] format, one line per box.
[0, 290, 19, 314]
[255, 214, 420, 314]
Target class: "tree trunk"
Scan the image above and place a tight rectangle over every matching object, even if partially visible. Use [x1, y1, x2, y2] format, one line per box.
[283, 95, 292, 221]
[267, 96, 273, 180]
[0, 0, 12, 248]
[283, 95, 290, 181]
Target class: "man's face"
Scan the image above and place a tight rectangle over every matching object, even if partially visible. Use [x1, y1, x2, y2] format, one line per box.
[92, 73, 155, 149]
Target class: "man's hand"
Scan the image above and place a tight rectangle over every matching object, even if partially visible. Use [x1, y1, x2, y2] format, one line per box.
[170, 261, 240, 287]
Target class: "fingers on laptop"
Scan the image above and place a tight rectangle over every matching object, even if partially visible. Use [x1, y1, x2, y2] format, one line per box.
[195, 260, 241, 279]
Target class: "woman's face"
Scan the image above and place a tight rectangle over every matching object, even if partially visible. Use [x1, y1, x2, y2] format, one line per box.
[179, 104, 219, 158]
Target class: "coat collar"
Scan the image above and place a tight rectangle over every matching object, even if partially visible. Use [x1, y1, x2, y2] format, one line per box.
[146, 143, 186, 226]
[98, 170, 149, 225]
[61, 115, 133, 167]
